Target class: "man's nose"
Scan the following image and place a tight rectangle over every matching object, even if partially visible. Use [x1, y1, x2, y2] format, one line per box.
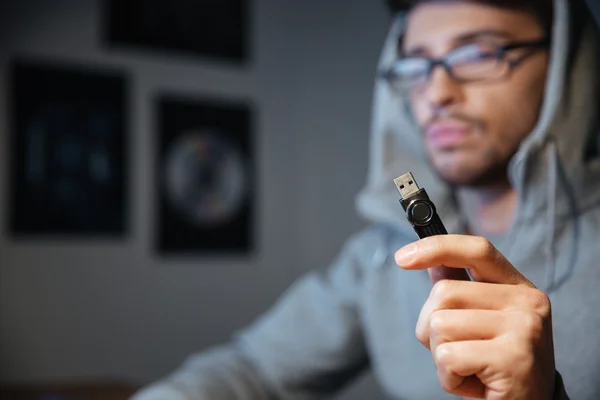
[423, 65, 463, 109]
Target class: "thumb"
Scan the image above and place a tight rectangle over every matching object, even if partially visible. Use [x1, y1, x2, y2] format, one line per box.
[396, 235, 533, 287]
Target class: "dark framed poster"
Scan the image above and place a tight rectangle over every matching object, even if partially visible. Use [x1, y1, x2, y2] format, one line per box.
[155, 94, 254, 255]
[104, 0, 249, 64]
[7, 58, 128, 237]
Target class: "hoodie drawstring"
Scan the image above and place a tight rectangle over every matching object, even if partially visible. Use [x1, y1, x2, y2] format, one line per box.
[543, 139, 559, 292]
[543, 138, 578, 293]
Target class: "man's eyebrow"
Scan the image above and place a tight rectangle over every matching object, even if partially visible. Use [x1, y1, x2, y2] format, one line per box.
[401, 29, 516, 57]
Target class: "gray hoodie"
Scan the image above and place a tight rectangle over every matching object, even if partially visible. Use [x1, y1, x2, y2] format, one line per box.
[133, 0, 600, 398]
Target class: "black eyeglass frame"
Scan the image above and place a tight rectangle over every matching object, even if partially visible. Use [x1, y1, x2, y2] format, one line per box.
[379, 37, 550, 92]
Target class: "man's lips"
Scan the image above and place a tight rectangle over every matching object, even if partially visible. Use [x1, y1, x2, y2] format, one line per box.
[425, 122, 472, 149]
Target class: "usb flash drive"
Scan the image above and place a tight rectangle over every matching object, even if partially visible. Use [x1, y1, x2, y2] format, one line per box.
[393, 172, 448, 239]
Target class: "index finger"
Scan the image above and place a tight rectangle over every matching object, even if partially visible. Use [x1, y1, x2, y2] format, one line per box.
[394, 235, 533, 287]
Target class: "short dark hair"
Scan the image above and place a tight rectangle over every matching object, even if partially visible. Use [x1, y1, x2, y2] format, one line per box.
[387, 0, 554, 37]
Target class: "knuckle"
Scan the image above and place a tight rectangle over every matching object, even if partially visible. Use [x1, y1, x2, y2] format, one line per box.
[524, 288, 552, 316]
[477, 236, 496, 254]
[474, 236, 496, 258]
[431, 279, 453, 301]
[517, 310, 545, 341]
[415, 322, 428, 346]
[434, 343, 453, 369]
[425, 234, 443, 250]
[429, 310, 448, 335]
[438, 372, 456, 393]
[510, 336, 535, 369]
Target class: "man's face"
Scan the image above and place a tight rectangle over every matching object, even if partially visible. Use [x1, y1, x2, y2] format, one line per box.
[403, 2, 549, 186]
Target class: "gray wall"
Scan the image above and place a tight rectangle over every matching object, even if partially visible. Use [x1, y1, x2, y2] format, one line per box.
[0, 0, 389, 398]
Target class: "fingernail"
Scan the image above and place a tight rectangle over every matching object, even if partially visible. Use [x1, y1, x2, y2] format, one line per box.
[395, 243, 418, 266]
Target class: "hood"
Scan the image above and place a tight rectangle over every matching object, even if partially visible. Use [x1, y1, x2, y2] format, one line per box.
[356, 0, 600, 238]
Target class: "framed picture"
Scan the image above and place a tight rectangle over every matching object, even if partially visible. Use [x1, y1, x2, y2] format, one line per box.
[155, 94, 254, 255]
[7, 58, 128, 237]
[104, 0, 249, 64]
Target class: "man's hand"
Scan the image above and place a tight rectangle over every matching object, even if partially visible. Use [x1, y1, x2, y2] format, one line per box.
[394, 235, 556, 400]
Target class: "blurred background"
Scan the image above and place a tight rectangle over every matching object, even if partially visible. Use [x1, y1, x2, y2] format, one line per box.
[0, 0, 390, 398]
[2, 1, 600, 400]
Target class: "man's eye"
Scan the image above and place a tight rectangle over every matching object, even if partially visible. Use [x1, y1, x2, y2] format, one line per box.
[392, 59, 428, 79]
[472, 51, 497, 61]
[450, 45, 498, 64]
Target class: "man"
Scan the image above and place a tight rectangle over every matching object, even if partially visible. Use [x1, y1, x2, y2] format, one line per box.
[134, 0, 600, 398]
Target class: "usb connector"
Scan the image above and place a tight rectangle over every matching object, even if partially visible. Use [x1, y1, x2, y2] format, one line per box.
[394, 171, 448, 237]
[393, 172, 420, 200]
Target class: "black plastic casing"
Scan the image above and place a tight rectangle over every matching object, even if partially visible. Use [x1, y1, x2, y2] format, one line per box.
[400, 188, 448, 239]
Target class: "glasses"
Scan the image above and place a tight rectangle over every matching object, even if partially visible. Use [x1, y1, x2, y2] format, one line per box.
[380, 38, 549, 93]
